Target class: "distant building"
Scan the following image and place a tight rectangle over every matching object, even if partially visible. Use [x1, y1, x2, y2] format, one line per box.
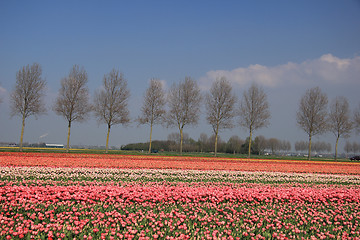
[45, 144, 64, 148]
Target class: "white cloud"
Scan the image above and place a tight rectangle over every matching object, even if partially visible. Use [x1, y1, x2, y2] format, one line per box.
[0, 86, 7, 95]
[199, 54, 360, 90]
[320, 54, 350, 70]
[0, 86, 8, 104]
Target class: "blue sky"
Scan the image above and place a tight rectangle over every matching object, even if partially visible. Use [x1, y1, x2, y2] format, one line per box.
[0, 1, 360, 152]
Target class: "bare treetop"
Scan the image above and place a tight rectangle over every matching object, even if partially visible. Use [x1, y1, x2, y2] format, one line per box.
[11, 63, 47, 118]
[167, 77, 202, 128]
[94, 69, 130, 126]
[238, 83, 270, 131]
[297, 86, 328, 136]
[329, 96, 353, 138]
[355, 103, 360, 133]
[138, 79, 166, 126]
[10, 63, 47, 151]
[54, 65, 90, 123]
[206, 77, 237, 131]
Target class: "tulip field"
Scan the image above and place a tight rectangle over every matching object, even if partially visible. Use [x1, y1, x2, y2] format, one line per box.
[1, 152, 360, 239]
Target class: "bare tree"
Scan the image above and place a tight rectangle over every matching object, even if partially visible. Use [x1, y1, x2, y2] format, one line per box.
[295, 141, 308, 153]
[138, 79, 166, 153]
[208, 134, 225, 152]
[205, 77, 237, 156]
[93, 69, 130, 153]
[254, 135, 267, 155]
[167, 77, 202, 154]
[167, 132, 190, 152]
[168, 132, 181, 144]
[267, 138, 280, 155]
[227, 135, 244, 154]
[238, 82, 270, 158]
[354, 142, 360, 154]
[344, 141, 353, 155]
[198, 133, 209, 153]
[329, 96, 353, 160]
[280, 140, 291, 153]
[53, 65, 91, 152]
[313, 141, 331, 154]
[296, 87, 328, 160]
[354, 103, 360, 133]
[10, 63, 47, 151]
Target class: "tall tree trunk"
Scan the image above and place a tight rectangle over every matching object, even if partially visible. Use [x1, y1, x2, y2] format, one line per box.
[248, 128, 252, 159]
[335, 135, 339, 161]
[308, 134, 312, 161]
[148, 122, 153, 154]
[106, 124, 111, 154]
[214, 133, 218, 157]
[180, 128, 183, 155]
[19, 114, 26, 152]
[66, 121, 71, 153]
[214, 123, 219, 157]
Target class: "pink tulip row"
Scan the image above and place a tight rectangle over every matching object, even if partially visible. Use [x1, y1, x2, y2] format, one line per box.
[1, 169, 360, 239]
[2, 181, 359, 205]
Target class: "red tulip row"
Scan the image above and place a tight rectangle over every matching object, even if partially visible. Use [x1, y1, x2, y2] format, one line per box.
[1, 152, 360, 174]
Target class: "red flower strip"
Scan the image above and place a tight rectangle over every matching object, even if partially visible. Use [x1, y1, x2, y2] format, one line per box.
[1, 152, 360, 174]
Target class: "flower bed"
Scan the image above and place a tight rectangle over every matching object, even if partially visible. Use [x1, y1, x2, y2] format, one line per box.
[1, 179, 360, 239]
[1, 152, 360, 239]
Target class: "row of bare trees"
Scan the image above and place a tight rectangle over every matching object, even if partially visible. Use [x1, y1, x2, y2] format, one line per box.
[344, 141, 360, 154]
[8, 63, 271, 156]
[187, 134, 292, 155]
[9, 64, 129, 153]
[8, 63, 360, 159]
[255, 137, 291, 155]
[137, 76, 271, 157]
[294, 141, 332, 154]
[53, 66, 131, 153]
[296, 87, 360, 160]
[123, 133, 293, 155]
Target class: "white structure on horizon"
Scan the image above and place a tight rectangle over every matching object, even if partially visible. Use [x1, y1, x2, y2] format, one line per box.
[45, 144, 64, 148]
